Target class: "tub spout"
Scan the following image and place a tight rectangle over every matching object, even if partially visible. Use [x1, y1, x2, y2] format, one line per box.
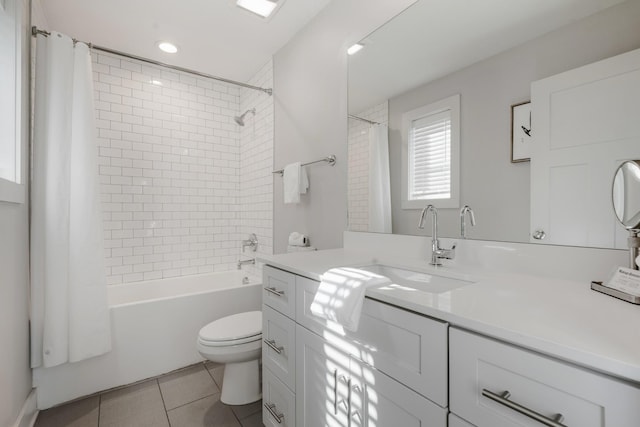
[237, 258, 255, 269]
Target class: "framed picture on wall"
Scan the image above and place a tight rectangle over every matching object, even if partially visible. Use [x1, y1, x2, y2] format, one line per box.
[511, 101, 532, 163]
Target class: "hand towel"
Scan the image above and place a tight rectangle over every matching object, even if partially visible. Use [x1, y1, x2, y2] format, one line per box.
[288, 232, 308, 246]
[283, 163, 309, 204]
[310, 267, 391, 331]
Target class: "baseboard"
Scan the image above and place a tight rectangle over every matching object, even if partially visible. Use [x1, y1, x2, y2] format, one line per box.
[11, 389, 38, 427]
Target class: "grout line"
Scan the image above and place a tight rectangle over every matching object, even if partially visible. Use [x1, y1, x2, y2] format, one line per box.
[156, 378, 172, 426]
[164, 392, 219, 413]
[97, 394, 101, 427]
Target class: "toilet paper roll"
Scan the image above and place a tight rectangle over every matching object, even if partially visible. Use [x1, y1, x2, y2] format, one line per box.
[288, 232, 308, 247]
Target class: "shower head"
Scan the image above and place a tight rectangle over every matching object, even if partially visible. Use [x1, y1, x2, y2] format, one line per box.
[234, 108, 256, 126]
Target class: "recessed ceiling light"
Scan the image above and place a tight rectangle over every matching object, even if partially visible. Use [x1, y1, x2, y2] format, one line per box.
[157, 41, 178, 54]
[236, 0, 279, 18]
[347, 43, 364, 55]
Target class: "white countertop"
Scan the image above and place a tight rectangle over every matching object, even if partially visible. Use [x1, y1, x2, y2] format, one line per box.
[258, 248, 640, 384]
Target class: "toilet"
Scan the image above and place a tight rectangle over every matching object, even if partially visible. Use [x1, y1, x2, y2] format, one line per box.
[197, 311, 262, 405]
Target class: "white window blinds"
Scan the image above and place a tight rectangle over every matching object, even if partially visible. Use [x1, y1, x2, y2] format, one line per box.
[408, 110, 451, 200]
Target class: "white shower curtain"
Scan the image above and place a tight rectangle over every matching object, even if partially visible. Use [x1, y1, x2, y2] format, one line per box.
[31, 32, 111, 368]
[368, 124, 392, 233]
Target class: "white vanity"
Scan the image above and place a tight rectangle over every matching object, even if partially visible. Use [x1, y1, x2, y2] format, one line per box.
[259, 232, 640, 427]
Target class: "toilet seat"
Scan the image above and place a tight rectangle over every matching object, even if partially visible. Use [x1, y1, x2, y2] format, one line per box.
[198, 311, 262, 347]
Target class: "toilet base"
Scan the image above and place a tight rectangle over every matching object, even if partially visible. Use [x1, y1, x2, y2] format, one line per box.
[220, 359, 262, 405]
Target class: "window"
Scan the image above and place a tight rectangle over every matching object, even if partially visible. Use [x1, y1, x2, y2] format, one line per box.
[401, 94, 460, 209]
[0, 0, 24, 203]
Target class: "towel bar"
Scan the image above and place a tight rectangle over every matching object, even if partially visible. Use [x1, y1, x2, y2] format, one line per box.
[272, 155, 336, 175]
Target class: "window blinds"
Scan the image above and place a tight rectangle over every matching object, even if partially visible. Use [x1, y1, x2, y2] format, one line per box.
[408, 110, 451, 200]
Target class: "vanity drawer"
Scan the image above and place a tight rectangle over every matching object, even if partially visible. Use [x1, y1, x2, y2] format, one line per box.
[296, 276, 448, 407]
[450, 327, 640, 427]
[263, 304, 296, 391]
[263, 265, 296, 319]
[263, 367, 295, 427]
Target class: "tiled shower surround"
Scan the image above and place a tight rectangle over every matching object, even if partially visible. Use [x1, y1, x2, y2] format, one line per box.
[347, 101, 388, 232]
[94, 52, 273, 284]
[239, 61, 274, 277]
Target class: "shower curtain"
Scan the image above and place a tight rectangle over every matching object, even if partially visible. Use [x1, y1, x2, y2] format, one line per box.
[30, 31, 111, 368]
[368, 124, 392, 233]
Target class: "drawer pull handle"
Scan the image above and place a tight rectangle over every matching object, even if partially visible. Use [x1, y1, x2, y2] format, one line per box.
[265, 286, 285, 297]
[264, 339, 284, 354]
[482, 389, 567, 427]
[264, 402, 284, 423]
[333, 369, 338, 415]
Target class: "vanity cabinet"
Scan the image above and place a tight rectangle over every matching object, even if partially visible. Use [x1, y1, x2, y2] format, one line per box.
[263, 264, 449, 427]
[450, 327, 640, 427]
[296, 324, 447, 427]
[295, 274, 448, 406]
[449, 414, 475, 427]
[262, 266, 298, 426]
[264, 262, 640, 427]
[263, 368, 295, 427]
[263, 265, 297, 319]
[262, 305, 296, 390]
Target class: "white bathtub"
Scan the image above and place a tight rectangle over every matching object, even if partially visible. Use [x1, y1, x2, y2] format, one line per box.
[33, 271, 262, 409]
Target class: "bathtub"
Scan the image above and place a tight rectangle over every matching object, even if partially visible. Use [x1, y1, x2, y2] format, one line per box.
[33, 271, 262, 409]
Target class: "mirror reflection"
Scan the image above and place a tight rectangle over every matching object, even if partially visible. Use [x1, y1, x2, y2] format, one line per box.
[347, 0, 639, 248]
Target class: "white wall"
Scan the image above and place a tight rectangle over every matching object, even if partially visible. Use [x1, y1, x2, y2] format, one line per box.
[272, 0, 416, 253]
[0, 0, 31, 425]
[387, 0, 640, 240]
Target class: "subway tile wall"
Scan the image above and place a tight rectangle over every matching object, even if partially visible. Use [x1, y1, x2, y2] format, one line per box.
[93, 51, 273, 284]
[238, 60, 274, 277]
[347, 102, 388, 232]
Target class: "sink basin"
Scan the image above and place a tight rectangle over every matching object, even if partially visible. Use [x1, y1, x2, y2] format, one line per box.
[359, 264, 474, 294]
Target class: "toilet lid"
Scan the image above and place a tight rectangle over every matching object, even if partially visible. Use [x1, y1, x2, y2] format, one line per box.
[198, 311, 262, 344]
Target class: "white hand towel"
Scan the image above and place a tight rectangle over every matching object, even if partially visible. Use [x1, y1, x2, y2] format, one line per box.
[310, 267, 391, 331]
[288, 232, 308, 246]
[283, 163, 309, 204]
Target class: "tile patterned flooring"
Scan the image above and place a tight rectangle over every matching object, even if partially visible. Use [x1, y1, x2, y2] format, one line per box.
[34, 362, 264, 427]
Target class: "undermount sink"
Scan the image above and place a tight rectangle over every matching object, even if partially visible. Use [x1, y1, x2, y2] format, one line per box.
[359, 264, 475, 294]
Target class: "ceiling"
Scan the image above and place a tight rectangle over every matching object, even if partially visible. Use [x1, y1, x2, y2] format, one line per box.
[38, 0, 332, 83]
[348, 0, 628, 113]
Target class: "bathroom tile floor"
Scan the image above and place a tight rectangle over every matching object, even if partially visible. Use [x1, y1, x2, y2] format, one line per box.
[34, 362, 264, 427]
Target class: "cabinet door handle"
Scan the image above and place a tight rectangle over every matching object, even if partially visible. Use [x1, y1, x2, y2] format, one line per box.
[263, 339, 284, 354]
[333, 369, 338, 415]
[264, 402, 284, 424]
[347, 378, 352, 427]
[482, 389, 567, 427]
[264, 286, 285, 296]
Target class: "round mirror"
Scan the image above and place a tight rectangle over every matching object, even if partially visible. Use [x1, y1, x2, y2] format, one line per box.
[612, 160, 640, 230]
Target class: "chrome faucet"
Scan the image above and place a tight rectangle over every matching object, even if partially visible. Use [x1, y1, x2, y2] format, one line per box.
[241, 233, 258, 252]
[418, 205, 456, 266]
[460, 205, 476, 239]
[237, 257, 255, 269]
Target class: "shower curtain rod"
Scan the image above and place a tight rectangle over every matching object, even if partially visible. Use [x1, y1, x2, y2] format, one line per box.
[348, 114, 382, 125]
[31, 26, 273, 96]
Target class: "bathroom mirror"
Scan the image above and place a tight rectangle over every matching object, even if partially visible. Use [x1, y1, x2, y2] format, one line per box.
[613, 160, 640, 230]
[347, 0, 635, 248]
